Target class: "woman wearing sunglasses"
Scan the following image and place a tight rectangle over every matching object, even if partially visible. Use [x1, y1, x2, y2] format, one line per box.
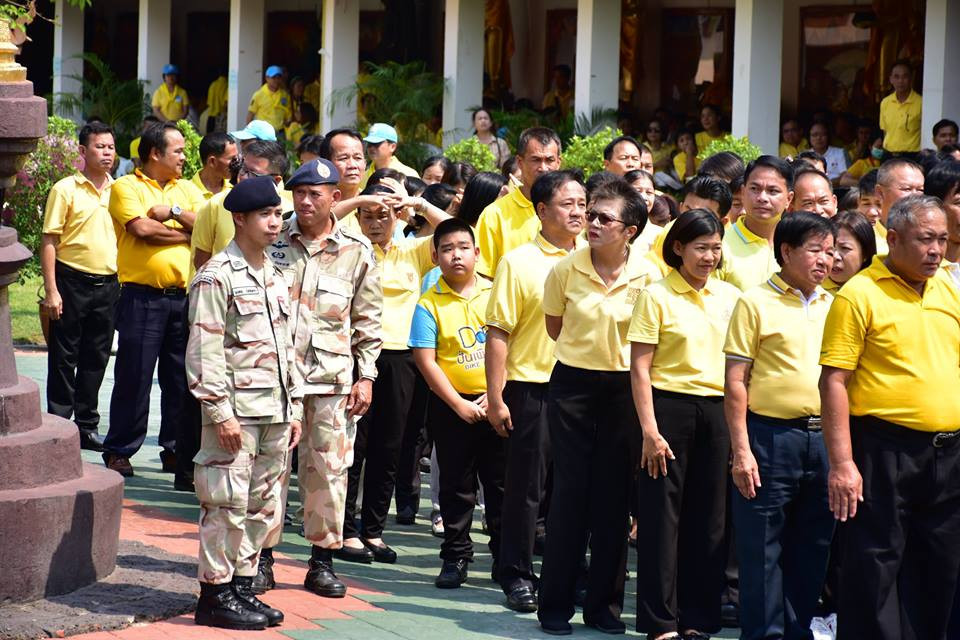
[537, 180, 661, 636]
[629, 209, 742, 640]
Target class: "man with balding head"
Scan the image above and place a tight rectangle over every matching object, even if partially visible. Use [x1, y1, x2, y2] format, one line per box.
[791, 168, 837, 218]
[875, 158, 924, 228]
[819, 194, 960, 640]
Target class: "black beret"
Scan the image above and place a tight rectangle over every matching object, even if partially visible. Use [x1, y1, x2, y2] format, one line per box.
[223, 175, 282, 213]
[286, 158, 340, 187]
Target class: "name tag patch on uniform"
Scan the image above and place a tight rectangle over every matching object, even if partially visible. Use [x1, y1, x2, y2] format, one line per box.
[233, 286, 260, 297]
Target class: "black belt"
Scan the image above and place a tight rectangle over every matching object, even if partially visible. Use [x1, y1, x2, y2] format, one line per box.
[121, 282, 186, 297]
[748, 411, 822, 431]
[55, 261, 117, 285]
[854, 415, 960, 449]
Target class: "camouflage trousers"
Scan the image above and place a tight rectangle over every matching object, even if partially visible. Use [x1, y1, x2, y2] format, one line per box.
[194, 421, 290, 584]
[299, 394, 356, 548]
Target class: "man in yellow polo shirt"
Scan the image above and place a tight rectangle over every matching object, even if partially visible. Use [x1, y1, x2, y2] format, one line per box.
[879, 61, 922, 154]
[875, 157, 924, 230]
[724, 212, 837, 640]
[779, 118, 809, 158]
[485, 170, 586, 613]
[360, 123, 420, 188]
[475, 127, 562, 277]
[819, 194, 960, 640]
[101, 122, 204, 478]
[151, 64, 189, 122]
[719, 156, 794, 290]
[205, 71, 228, 132]
[246, 66, 291, 134]
[190, 132, 236, 200]
[40, 121, 118, 453]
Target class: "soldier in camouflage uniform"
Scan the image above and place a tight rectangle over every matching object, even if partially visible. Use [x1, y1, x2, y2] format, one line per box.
[267, 158, 382, 598]
[186, 177, 303, 630]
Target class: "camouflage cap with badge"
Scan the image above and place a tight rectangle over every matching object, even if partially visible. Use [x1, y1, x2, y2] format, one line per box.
[286, 158, 341, 188]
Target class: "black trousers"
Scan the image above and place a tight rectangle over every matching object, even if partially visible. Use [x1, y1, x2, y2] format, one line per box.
[46, 262, 119, 434]
[176, 391, 202, 482]
[394, 369, 430, 514]
[103, 285, 187, 458]
[429, 391, 505, 562]
[636, 389, 730, 635]
[538, 363, 633, 627]
[343, 350, 417, 539]
[498, 380, 551, 593]
[838, 416, 960, 640]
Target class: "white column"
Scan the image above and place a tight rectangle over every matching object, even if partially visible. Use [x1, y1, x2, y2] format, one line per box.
[441, 0, 484, 146]
[731, 0, 783, 155]
[921, 0, 960, 149]
[227, 0, 265, 132]
[320, 0, 359, 133]
[136, 0, 172, 91]
[52, 0, 84, 120]
[574, 0, 621, 124]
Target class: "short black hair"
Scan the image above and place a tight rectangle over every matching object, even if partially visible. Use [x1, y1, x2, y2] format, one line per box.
[368, 167, 406, 186]
[404, 176, 427, 196]
[744, 155, 795, 190]
[422, 155, 450, 174]
[924, 160, 960, 202]
[832, 210, 877, 271]
[245, 140, 289, 177]
[432, 217, 475, 251]
[795, 149, 826, 171]
[531, 170, 585, 211]
[442, 161, 477, 188]
[698, 151, 745, 185]
[933, 118, 958, 138]
[319, 128, 362, 160]
[585, 170, 619, 199]
[589, 179, 647, 240]
[199, 132, 235, 163]
[773, 211, 835, 266]
[793, 167, 833, 191]
[359, 183, 394, 198]
[517, 127, 562, 156]
[681, 175, 732, 217]
[423, 182, 457, 211]
[623, 169, 655, 187]
[603, 135, 642, 161]
[296, 134, 325, 157]
[889, 58, 912, 75]
[78, 121, 114, 147]
[139, 122, 181, 164]
[662, 209, 725, 271]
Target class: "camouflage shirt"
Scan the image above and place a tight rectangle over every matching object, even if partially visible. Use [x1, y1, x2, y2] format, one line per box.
[187, 240, 303, 425]
[269, 214, 382, 395]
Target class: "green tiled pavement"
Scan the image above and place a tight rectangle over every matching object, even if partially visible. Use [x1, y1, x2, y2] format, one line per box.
[15, 351, 738, 639]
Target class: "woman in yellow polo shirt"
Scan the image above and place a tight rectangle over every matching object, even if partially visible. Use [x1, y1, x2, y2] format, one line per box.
[537, 180, 660, 636]
[628, 209, 742, 640]
[824, 210, 877, 293]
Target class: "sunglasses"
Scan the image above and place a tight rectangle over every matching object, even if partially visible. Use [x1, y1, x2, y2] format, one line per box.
[586, 211, 625, 226]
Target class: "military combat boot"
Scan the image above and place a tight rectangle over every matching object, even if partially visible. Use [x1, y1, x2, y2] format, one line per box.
[250, 547, 275, 594]
[195, 582, 269, 630]
[304, 545, 347, 598]
[232, 575, 284, 626]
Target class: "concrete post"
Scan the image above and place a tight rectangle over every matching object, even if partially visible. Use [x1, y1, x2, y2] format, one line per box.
[921, 0, 960, 149]
[574, 0, 621, 126]
[52, 0, 84, 120]
[731, 0, 784, 155]
[441, 0, 484, 146]
[320, 0, 359, 133]
[137, 0, 172, 92]
[227, 0, 265, 132]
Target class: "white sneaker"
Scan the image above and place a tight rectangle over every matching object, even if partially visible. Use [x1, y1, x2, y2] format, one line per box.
[430, 509, 444, 537]
[810, 615, 836, 640]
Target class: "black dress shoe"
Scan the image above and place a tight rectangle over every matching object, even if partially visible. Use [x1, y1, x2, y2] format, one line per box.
[304, 547, 347, 598]
[395, 506, 416, 525]
[232, 576, 284, 627]
[78, 431, 104, 452]
[363, 540, 397, 564]
[195, 582, 268, 630]
[173, 476, 194, 492]
[160, 448, 177, 473]
[505, 584, 538, 612]
[584, 615, 626, 634]
[573, 586, 587, 608]
[539, 619, 572, 635]
[335, 543, 373, 564]
[435, 558, 468, 588]
[104, 454, 134, 477]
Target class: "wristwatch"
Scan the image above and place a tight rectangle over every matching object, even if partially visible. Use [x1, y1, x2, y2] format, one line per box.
[170, 205, 182, 220]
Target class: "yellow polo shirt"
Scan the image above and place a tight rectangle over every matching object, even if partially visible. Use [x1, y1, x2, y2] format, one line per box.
[673, 151, 701, 182]
[248, 84, 292, 131]
[879, 90, 922, 152]
[409, 276, 492, 395]
[206, 76, 228, 117]
[696, 131, 727, 152]
[778, 139, 809, 158]
[718, 216, 779, 291]
[303, 80, 322, 112]
[846, 157, 880, 180]
[42, 173, 117, 275]
[190, 172, 231, 200]
[822, 278, 841, 294]
[628, 269, 741, 396]
[109, 169, 204, 289]
[130, 137, 141, 161]
[724, 274, 832, 418]
[542, 247, 660, 372]
[874, 222, 889, 256]
[359, 155, 421, 189]
[486, 234, 579, 383]
[820, 256, 960, 432]
[634, 220, 663, 255]
[151, 83, 189, 121]
[476, 187, 537, 278]
[375, 236, 434, 350]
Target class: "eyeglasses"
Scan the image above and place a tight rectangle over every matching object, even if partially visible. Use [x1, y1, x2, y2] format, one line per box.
[239, 166, 281, 179]
[586, 210, 625, 226]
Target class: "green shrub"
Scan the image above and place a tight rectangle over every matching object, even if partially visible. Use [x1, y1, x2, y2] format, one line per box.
[697, 135, 763, 164]
[561, 126, 620, 176]
[2, 116, 82, 279]
[444, 137, 497, 172]
[176, 119, 203, 180]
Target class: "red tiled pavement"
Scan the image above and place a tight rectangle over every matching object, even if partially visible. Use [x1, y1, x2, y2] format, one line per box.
[68, 500, 385, 639]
